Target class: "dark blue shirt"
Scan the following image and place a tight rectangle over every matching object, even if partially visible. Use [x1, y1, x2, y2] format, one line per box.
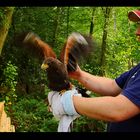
[107, 63, 140, 132]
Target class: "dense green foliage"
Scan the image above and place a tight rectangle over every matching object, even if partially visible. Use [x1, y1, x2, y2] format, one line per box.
[11, 96, 58, 132]
[0, 61, 18, 104]
[0, 6, 140, 132]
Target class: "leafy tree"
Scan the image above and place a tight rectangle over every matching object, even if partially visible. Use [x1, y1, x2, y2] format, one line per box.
[1, 6, 140, 132]
[0, 7, 14, 55]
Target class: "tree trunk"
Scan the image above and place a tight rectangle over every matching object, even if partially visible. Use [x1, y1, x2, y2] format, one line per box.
[51, 7, 61, 47]
[99, 7, 112, 76]
[0, 7, 15, 55]
[89, 7, 96, 36]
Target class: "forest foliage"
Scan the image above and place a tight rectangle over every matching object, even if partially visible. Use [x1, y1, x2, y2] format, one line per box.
[0, 6, 140, 132]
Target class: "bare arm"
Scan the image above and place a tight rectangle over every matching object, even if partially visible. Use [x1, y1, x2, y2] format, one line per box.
[77, 70, 121, 96]
[73, 94, 140, 122]
[68, 65, 140, 122]
[69, 66, 122, 96]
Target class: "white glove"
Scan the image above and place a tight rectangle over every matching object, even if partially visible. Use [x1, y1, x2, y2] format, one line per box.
[48, 88, 82, 132]
[48, 88, 81, 120]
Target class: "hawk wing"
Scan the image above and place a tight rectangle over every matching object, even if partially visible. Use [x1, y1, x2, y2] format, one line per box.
[59, 32, 94, 72]
[15, 31, 56, 62]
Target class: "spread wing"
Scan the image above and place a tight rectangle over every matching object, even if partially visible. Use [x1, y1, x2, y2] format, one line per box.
[15, 31, 71, 92]
[15, 31, 94, 70]
[15, 31, 57, 62]
[15, 31, 94, 96]
[59, 32, 95, 72]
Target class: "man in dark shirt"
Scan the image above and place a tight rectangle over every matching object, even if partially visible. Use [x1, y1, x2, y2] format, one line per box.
[48, 10, 140, 132]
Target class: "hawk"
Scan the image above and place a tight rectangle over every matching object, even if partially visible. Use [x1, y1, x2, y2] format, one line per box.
[16, 32, 95, 96]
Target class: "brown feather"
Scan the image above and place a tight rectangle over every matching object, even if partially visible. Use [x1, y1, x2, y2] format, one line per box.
[15, 32, 56, 62]
[41, 57, 71, 91]
[15, 31, 95, 92]
[59, 32, 95, 72]
[23, 32, 57, 59]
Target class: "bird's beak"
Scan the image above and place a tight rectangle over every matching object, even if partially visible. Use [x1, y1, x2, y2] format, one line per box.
[41, 63, 49, 70]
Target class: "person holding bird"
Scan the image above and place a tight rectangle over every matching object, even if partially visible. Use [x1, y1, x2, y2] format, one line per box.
[47, 9, 140, 132]
[19, 31, 94, 94]
[16, 30, 94, 132]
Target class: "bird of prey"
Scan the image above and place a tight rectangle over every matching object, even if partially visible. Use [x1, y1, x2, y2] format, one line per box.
[16, 31, 95, 96]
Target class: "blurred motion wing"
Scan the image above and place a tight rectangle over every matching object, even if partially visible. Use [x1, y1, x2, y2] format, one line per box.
[59, 32, 95, 72]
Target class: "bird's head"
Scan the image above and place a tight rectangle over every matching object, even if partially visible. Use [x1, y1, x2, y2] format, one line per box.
[41, 59, 49, 70]
[41, 57, 56, 70]
[41, 57, 68, 77]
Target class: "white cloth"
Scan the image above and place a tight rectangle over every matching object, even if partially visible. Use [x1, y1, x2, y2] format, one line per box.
[48, 89, 81, 132]
[58, 115, 78, 132]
